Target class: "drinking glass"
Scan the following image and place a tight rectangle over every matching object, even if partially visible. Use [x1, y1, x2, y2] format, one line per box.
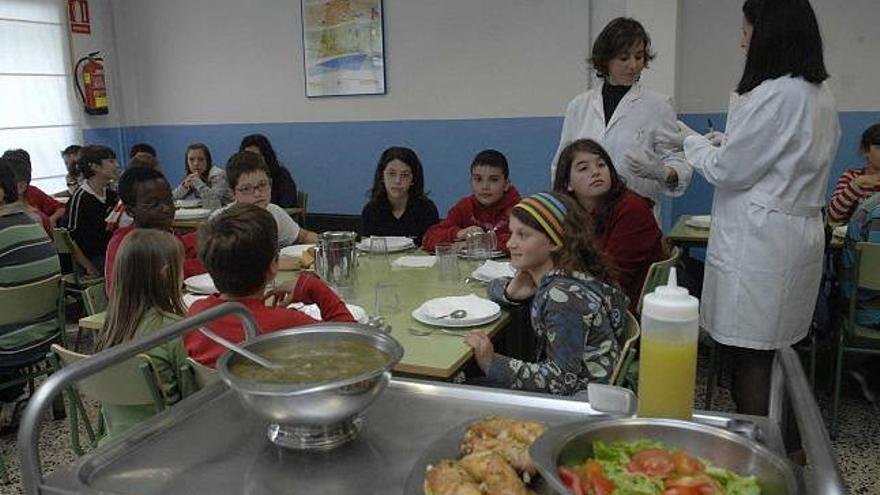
[373, 282, 400, 318]
[369, 236, 388, 260]
[466, 231, 493, 261]
[435, 243, 460, 282]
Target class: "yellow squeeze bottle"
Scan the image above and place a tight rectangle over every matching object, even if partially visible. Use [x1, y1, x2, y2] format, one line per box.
[637, 267, 699, 419]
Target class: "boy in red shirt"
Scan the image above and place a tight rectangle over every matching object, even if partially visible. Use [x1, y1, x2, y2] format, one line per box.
[422, 150, 520, 253]
[104, 167, 205, 293]
[1, 149, 65, 228]
[185, 204, 354, 367]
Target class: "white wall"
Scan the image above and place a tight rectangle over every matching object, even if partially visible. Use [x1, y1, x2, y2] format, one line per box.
[70, 0, 125, 129]
[678, 0, 880, 113]
[106, 0, 593, 127]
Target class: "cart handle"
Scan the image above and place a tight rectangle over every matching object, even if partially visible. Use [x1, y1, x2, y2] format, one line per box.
[18, 302, 259, 495]
[770, 347, 845, 495]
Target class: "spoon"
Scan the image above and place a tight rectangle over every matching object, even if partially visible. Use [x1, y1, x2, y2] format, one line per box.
[197, 327, 282, 370]
[408, 327, 464, 337]
[433, 309, 468, 320]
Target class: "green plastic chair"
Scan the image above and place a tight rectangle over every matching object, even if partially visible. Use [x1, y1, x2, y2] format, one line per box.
[52, 228, 104, 294]
[295, 190, 309, 227]
[636, 246, 682, 315]
[611, 310, 641, 389]
[50, 344, 166, 456]
[831, 242, 880, 438]
[179, 357, 220, 399]
[82, 282, 108, 316]
[0, 274, 66, 401]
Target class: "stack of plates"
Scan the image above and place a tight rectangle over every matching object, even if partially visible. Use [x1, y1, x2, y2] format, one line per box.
[458, 249, 506, 260]
[174, 208, 211, 220]
[685, 215, 711, 229]
[357, 236, 415, 253]
[412, 294, 501, 328]
[175, 199, 201, 209]
[184, 273, 217, 294]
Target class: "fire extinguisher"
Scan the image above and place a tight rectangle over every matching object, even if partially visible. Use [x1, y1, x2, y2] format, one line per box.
[74, 51, 109, 115]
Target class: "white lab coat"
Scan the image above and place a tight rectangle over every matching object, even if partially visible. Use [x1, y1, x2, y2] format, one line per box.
[551, 82, 693, 216]
[684, 76, 840, 349]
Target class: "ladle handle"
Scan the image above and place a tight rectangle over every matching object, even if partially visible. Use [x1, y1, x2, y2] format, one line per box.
[197, 327, 279, 370]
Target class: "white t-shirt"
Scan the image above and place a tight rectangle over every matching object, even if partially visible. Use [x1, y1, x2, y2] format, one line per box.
[210, 202, 301, 247]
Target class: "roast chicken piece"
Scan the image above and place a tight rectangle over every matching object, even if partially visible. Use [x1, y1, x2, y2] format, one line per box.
[459, 451, 528, 495]
[424, 460, 482, 495]
[463, 416, 546, 445]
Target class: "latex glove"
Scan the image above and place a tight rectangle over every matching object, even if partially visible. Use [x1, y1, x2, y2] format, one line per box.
[705, 131, 726, 147]
[624, 138, 667, 182]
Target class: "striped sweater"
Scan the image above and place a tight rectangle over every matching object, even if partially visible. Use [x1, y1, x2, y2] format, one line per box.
[827, 167, 880, 224]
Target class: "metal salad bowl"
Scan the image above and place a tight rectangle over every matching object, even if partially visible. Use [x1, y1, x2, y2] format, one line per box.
[216, 323, 403, 450]
[530, 417, 801, 495]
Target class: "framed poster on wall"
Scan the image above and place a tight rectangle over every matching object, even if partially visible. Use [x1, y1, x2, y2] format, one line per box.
[301, 0, 386, 97]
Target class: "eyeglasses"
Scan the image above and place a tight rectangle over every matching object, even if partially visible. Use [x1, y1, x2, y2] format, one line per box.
[384, 171, 412, 182]
[235, 180, 272, 195]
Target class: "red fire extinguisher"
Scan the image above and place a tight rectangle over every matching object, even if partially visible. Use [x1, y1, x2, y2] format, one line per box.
[74, 51, 109, 115]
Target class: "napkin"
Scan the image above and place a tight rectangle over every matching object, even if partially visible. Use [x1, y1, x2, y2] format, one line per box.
[290, 303, 368, 323]
[420, 294, 498, 320]
[392, 255, 437, 268]
[471, 260, 515, 282]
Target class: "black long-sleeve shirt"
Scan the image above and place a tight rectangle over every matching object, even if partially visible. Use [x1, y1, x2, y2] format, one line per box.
[64, 183, 117, 260]
[360, 196, 439, 247]
[271, 166, 298, 208]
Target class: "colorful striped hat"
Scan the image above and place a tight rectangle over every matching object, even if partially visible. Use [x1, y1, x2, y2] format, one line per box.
[512, 192, 568, 246]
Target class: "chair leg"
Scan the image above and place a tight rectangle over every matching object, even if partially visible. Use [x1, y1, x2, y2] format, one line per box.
[831, 337, 846, 440]
[705, 340, 720, 410]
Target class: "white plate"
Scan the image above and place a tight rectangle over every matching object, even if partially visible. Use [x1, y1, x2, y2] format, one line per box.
[290, 303, 368, 324]
[357, 236, 415, 253]
[685, 215, 711, 229]
[279, 244, 316, 258]
[184, 273, 217, 294]
[411, 295, 501, 328]
[175, 199, 201, 209]
[182, 293, 208, 308]
[458, 249, 506, 260]
[175, 208, 211, 220]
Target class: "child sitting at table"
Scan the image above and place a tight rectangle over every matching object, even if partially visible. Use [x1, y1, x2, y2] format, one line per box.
[95, 229, 188, 439]
[360, 146, 439, 246]
[553, 139, 666, 312]
[1, 149, 65, 227]
[172, 143, 231, 206]
[213, 151, 318, 247]
[422, 149, 520, 253]
[104, 167, 205, 293]
[828, 123, 880, 224]
[463, 192, 628, 396]
[185, 204, 354, 367]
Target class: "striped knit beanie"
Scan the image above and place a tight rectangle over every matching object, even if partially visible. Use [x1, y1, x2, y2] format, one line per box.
[512, 192, 568, 246]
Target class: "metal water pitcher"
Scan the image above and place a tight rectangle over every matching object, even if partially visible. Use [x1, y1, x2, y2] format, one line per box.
[315, 231, 358, 289]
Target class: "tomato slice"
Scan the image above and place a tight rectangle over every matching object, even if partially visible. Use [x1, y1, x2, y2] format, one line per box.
[665, 475, 722, 495]
[671, 450, 706, 476]
[662, 488, 699, 495]
[558, 466, 585, 495]
[626, 448, 675, 477]
[588, 474, 616, 495]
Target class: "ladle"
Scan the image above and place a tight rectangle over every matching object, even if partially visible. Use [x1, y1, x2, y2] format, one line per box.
[198, 327, 282, 370]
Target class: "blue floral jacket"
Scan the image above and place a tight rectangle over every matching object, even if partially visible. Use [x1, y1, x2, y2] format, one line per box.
[486, 270, 629, 395]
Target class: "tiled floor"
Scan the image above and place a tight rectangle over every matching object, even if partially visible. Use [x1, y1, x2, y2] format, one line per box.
[1, 346, 878, 494]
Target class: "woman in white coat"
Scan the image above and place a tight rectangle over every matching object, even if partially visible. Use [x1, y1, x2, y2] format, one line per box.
[672, 0, 840, 415]
[551, 18, 692, 218]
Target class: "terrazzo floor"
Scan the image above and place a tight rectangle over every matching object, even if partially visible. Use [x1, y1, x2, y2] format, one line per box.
[1, 338, 878, 494]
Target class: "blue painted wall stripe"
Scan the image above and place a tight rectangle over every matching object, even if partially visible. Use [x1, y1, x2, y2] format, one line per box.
[84, 111, 880, 229]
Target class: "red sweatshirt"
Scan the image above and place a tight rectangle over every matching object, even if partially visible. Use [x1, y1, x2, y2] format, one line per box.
[593, 190, 666, 313]
[104, 225, 206, 294]
[25, 185, 64, 217]
[183, 274, 355, 367]
[422, 186, 521, 253]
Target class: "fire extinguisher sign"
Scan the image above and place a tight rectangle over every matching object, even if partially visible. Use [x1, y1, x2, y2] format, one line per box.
[68, 0, 91, 35]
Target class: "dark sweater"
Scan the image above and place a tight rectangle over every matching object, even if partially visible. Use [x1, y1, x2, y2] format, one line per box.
[360, 196, 439, 247]
[64, 184, 117, 260]
[602, 83, 632, 125]
[270, 166, 298, 208]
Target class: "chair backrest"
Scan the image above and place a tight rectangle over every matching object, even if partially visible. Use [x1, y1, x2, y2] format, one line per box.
[855, 243, 880, 291]
[53, 227, 86, 283]
[0, 274, 63, 352]
[83, 282, 108, 315]
[51, 344, 165, 407]
[610, 311, 641, 386]
[637, 246, 682, 314]
[186, 357, 220, 388]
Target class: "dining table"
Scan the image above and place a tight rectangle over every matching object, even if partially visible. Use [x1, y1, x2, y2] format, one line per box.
[79, 248, 511, 380]
[171, 206, 304, 231]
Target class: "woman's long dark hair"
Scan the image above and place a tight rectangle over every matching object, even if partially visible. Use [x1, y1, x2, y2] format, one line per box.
[737, 0, 829, 94]
[239, 134, 283, 174]
[367, 146, 427, 205]
[511, 193, 611, 282]
[184, 143, 213, 180]
[553, 139, 628, 235]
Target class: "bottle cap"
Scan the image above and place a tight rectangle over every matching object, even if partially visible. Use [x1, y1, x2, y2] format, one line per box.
[642, 267, 699, 322]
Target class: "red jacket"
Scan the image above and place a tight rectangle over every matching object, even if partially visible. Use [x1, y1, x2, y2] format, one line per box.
[25, 186, 64, 217]
[183, 274, 355, 367]
[104, 225, 206, 294]
[422, 186, 521, 253]
[593, 190, 666, 313]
